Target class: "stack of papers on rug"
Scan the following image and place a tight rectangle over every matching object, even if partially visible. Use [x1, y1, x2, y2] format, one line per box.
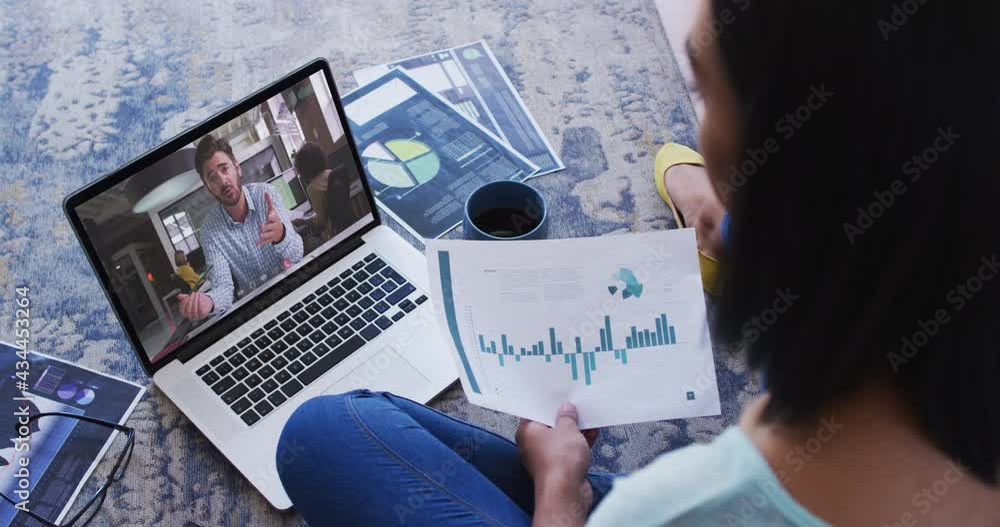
[346, 41, 564, 240]
[0, 342, 144, 526]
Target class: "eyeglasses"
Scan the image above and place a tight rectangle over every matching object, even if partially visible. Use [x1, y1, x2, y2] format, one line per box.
[0, 412, 135, 527]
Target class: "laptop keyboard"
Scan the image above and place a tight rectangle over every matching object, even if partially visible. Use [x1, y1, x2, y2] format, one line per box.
[193, 253, 427, 426]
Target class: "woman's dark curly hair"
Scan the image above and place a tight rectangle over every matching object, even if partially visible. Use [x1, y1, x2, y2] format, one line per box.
[712, 0, 999, 484]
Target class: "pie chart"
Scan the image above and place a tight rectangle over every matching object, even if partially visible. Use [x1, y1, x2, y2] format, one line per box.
[56, 383, 96, 405]
[75, 388, 96, 405]
[362, 137, 441, 190]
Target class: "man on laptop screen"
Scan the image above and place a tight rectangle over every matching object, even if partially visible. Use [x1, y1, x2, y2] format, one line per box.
[177, 135, 305, 321]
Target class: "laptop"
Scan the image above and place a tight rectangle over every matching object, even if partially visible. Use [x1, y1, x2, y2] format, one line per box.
[63, 59, 457, 510]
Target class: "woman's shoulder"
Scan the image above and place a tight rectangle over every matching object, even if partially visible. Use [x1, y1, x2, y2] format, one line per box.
[587, 427, 828, 527]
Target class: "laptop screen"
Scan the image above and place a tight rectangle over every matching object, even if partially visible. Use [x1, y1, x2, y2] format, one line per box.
[72, 69, 374, 365]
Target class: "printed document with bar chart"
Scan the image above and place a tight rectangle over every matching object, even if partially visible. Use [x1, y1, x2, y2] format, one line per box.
[426, 230, 721, 428]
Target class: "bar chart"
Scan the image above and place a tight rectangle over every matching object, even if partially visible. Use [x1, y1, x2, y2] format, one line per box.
[476, 313, 679, 386]
[429, 230, 721, 428]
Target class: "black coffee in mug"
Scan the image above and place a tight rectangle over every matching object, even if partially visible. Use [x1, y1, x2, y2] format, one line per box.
[463, 181, 549, 240]
[472, 207, 541, 238]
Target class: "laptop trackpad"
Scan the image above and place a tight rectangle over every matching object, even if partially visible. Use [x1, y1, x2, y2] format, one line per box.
[322, 345, 429, 395]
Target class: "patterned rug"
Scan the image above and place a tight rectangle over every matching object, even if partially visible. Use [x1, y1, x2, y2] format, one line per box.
[0, 1, 758, 524]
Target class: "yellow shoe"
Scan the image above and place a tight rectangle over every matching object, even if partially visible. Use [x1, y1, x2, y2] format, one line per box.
[654, 143, 724, 295]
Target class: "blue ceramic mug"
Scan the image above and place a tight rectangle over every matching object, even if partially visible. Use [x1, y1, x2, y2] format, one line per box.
[463, 181, 549, 240]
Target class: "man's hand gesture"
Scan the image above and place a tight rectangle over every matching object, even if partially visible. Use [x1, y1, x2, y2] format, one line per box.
[257, 193, 286, 247]
[177, 292, 213, 321]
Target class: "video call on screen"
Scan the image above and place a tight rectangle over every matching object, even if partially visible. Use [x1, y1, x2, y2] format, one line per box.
[76, 71, 372, 363]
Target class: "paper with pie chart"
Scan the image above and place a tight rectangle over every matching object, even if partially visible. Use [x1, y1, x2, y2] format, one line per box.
[426, 229, 722, 428]
[354, 40, 565, 177]
[342, 68, 539, 240]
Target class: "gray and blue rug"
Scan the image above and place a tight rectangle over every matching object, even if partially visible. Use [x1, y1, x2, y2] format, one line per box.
[0, 1, 758, 524]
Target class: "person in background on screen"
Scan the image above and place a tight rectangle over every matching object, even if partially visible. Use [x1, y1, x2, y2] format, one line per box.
[173, 250, 200, 290]
[293, 141, 356, 239]
[177, 135, 304, 321]
[294, 141, 357, 241]
[291, 142, 334, 240]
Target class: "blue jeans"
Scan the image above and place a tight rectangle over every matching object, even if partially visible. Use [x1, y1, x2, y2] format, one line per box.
[276, 390, 618, 526]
